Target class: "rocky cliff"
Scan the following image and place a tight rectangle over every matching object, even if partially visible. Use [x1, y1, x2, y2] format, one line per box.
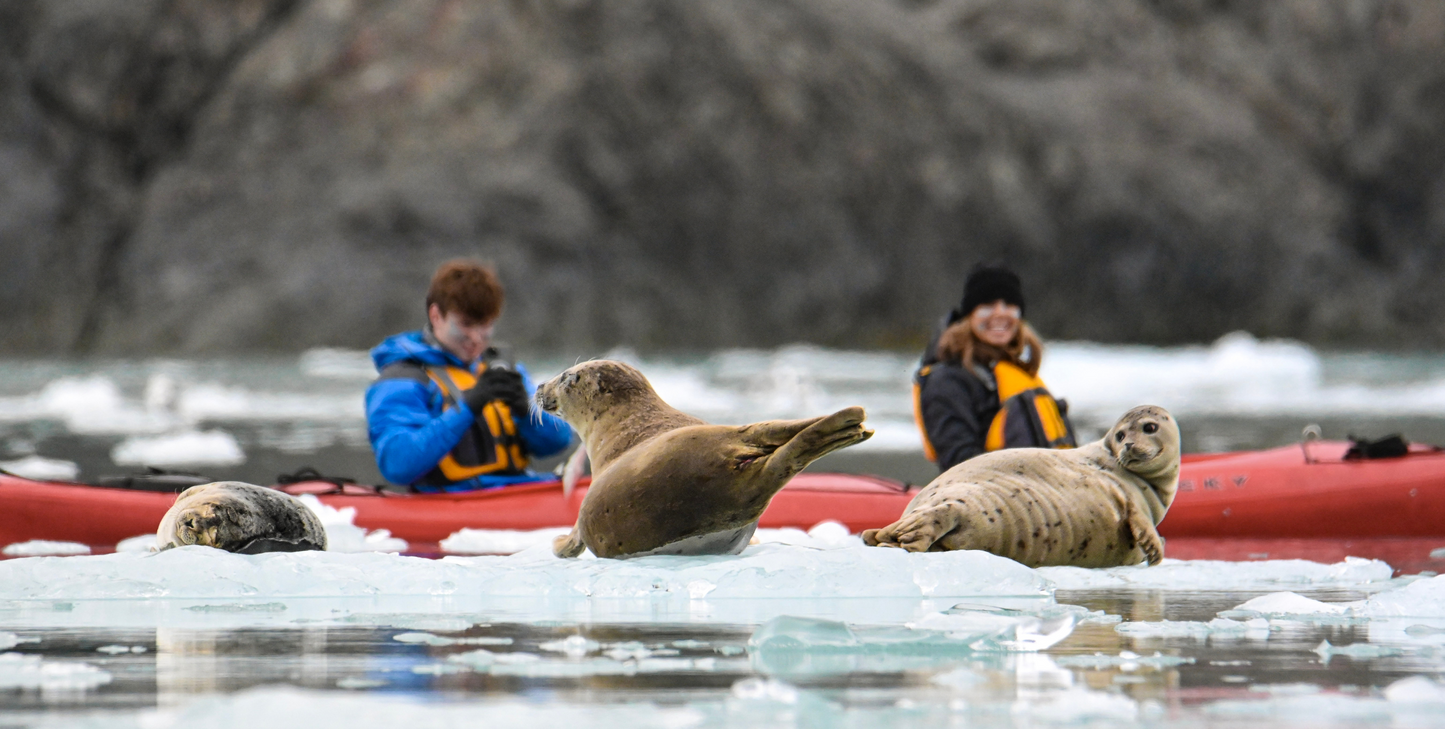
[3, 0, 1443, 354]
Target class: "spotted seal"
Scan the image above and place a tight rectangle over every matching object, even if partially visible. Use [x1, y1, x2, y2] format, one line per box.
[156, 481, 328, 554]
[863, 405, 1180, 567]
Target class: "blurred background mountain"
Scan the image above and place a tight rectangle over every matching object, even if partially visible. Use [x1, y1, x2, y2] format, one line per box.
[2, 0, 1443, 355]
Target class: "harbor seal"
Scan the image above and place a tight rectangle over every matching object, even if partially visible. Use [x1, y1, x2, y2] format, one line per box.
[862, 405, 1180, 567]
[536, 360, 874, 559]
[156, 481, 328, 554]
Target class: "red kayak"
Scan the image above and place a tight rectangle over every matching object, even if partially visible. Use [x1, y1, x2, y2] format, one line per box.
[2, 441, 1444, 565]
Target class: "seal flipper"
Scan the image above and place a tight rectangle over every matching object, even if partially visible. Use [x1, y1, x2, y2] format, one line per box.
[552, 528, 586, 558]
[1126, 504, 1164, 566]
[760, 406, 873, 483]
[866, 502, 961, 552]
[235, 536, 326, 554]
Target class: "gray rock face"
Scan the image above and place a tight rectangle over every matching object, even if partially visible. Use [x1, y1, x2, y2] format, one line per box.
[2, 0, 1443, 354]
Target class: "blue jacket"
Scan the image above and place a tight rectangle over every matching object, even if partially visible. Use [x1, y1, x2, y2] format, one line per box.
[365, 331, 574, 490]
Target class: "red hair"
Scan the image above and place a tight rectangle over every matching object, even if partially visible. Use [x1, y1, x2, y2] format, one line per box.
[425, 260, 504, 323]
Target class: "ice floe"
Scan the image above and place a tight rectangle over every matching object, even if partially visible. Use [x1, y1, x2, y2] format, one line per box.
[1054, 651, 1195, 669]
[0, 543, 1047, 613]
[1039, 556, 1394, 591]
[440, 527, 571, 554]
[0, 455, 79, 481]
[110, 429, 245, 467]
[0, 652, 112, 691]
[1114, 618, 1272, 639]
[295, 494, 407, 553]
[2, 540, 90, 557]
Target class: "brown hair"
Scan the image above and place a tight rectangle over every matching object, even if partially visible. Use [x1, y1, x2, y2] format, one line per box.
[936, 318, 1043, 376]
[426, 259, 504, 323]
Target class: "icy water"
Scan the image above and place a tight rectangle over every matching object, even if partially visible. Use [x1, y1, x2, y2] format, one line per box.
[4, 333, 1445, 487]
[2, 546, 1445, 728]
[4, 335, 1445, 727]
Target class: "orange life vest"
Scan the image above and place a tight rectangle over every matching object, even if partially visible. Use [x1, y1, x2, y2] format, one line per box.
[914, 360, 1075, 462]
[422, 363, 528, 483]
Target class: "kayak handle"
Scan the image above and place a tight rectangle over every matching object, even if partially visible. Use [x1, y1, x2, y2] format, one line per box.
[1300, 423, 1323, 464]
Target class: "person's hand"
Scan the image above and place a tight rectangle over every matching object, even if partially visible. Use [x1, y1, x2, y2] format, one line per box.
[462, 367, 530, 416]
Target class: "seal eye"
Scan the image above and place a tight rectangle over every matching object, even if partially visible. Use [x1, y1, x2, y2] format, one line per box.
[1143, 422, 1159, 435]
[1114, 431, 1125, 442]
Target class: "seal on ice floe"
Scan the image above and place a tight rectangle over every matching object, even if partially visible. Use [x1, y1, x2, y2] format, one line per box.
[535, 360, 873, 559]
[863, 405, 1180, 567]
[156, 481, 328, 554]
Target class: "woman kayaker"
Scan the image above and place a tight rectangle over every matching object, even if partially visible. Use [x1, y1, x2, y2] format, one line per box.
[913, 265, 1077, 471]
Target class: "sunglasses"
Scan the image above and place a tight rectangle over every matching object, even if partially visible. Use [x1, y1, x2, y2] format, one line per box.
[972, 303, 1021, 319]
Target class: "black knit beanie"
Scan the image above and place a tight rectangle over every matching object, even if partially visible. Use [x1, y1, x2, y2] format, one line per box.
[959, 265, 1025, 319]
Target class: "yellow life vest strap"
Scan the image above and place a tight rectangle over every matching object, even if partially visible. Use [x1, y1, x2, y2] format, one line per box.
[912, 364, 938, 463]
[984, 361, 1073, 452]
[425, 363, 528, 480]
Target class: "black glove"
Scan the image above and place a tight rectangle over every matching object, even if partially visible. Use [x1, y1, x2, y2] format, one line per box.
[462, 366, 530, 416]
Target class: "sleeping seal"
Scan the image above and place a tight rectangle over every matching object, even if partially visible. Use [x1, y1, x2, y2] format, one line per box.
[863, 405, 1180, 567]
[536, 360, 873, 559]
[156, 481, 328, 554]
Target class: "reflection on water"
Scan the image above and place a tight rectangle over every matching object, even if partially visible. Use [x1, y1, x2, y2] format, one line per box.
[3, 588, 1443, 727]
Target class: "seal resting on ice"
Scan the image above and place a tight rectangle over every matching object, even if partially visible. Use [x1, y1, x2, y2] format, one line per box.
[536, 360, 873, 559]
[156, 481, 328, 554]
[863, 405, 1180, 567]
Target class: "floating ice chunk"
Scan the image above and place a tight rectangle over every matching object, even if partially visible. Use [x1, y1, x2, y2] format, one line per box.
[394, 632, 513, 647]
[3, 540, 90, 557]
[1431, 548, 1445, 560]
[0, 652, 112, 690]
[1011, 687, 1139, 724]
[1357, 574, 1445, 618]
[931, 668, 985, 688]
[754, 522, 863, 550]
[539, 635, 599, 657]
[96, 645, 147, 654]
[1314, 640, 1405, 660]
[1038, 557, 1393, 591]
[1224, 592, 1357, 618]
[0, 633, 16, 650]
[603, 641, 676, 660]
[440, 527, 570, 554]
[731, 677, 800, 703]
[336, 677, 387, 690]
[296, 495, 408, 553]
[111, 429, 244, 467]
[1054, 651, 1195, 670]
[1385, 676, 1445, 704]
[116, 534, 157, 553]
[0, 455, 79, 481]
[1115, 617, 1270, 639]
[910, 605, 1077, 651]
[184, 602, 287, 613]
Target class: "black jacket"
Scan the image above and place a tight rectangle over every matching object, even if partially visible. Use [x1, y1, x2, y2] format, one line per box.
[917, 313, 1000, 471]
[918, 359, 1000, 471]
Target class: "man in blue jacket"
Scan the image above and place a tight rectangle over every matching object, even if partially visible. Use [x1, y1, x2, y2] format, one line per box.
[365, 260, 573, 492]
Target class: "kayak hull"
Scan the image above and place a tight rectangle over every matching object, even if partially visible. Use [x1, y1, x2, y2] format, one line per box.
[3, 441, 1444, 556]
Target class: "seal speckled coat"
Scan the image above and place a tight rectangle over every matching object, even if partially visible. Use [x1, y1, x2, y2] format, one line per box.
[157, 481, 328, 554]
[863, 406, 1179, 568]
